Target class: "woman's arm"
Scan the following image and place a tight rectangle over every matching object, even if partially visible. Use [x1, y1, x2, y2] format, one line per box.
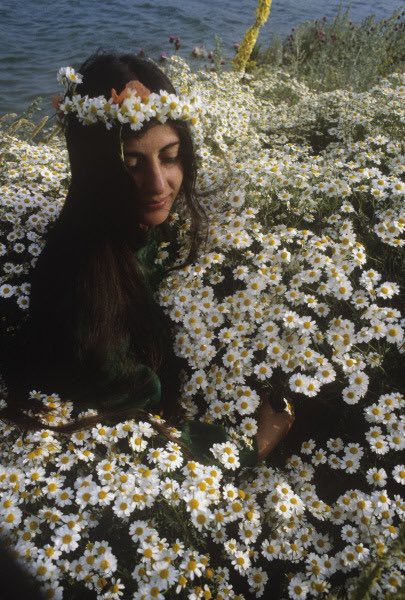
[256, 397, 295, 462]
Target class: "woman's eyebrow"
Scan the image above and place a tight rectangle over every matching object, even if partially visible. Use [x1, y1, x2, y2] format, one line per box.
[124, 141, 180, 157]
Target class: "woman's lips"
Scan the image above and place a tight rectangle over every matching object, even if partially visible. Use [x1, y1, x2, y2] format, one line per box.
[141, 196, 170, 211]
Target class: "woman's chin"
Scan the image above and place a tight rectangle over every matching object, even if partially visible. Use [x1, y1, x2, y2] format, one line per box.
[139, 209, 170, 227]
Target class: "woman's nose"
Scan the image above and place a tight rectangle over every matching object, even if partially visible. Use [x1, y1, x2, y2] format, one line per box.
[145, 160, 165, 194]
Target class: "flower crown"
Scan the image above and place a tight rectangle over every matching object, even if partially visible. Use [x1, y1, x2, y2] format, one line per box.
[54, 66, 203, 131]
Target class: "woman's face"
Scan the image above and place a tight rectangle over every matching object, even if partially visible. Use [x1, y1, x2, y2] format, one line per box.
[123, 123, 184, 227]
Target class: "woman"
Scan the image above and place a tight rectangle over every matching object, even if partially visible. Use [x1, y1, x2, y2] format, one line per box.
[2, 51, 293, 461]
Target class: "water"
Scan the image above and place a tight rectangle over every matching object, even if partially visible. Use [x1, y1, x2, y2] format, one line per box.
[0, 0, 403, 115]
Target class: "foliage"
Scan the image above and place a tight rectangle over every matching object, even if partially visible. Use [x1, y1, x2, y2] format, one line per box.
[257, 9, 405, 92]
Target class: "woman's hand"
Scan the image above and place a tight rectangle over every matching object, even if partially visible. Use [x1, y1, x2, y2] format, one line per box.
[256, 397, 295, 462]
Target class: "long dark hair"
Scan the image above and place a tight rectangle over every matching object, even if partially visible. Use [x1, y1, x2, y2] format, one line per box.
[2, 51, 204, 430]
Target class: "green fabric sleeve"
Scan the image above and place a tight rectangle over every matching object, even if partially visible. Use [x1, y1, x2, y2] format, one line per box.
[180, 420, 258, 467]
[180, 420, 228, 462]
[239, 436, 259, 467]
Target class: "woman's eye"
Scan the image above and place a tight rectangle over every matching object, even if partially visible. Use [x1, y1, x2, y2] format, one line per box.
[125, 159, 139, 170]
[125, 155, 179, 170]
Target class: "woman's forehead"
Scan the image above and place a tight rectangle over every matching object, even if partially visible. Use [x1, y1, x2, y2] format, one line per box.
[123, 124, 180, 155]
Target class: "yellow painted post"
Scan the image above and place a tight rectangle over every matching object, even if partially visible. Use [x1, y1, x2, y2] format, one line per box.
[232, 0, 273, 71]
